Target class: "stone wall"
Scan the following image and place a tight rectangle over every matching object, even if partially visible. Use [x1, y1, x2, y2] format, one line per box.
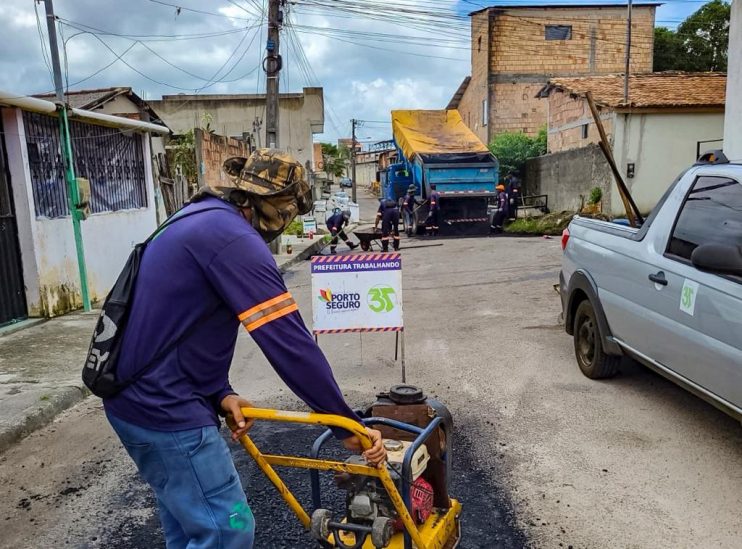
[525, 143, 613, 213]
[194, 129, 251, 188]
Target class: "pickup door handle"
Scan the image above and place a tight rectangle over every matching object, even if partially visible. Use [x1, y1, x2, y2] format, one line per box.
[648, 271, 668, 286]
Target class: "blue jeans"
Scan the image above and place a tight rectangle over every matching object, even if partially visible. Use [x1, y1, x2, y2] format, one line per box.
[107, 411, 254, 549]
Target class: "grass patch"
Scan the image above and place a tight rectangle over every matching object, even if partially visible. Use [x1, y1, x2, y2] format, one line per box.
[505, 211, 576, 235]
[39, 394, 50, 401]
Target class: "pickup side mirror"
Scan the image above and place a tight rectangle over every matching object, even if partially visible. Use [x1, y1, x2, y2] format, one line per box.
[691, 243, 742, 276]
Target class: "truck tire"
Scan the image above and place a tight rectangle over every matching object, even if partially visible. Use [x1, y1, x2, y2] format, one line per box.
[573, 300, 620, 379]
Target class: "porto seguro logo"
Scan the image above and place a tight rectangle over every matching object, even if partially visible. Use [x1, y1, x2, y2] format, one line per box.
[367, 285, 396, 313]
[318, 289, 361, 312]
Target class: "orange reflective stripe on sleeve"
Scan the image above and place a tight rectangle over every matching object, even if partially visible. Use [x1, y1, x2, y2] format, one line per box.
[238, 292, 298, 332]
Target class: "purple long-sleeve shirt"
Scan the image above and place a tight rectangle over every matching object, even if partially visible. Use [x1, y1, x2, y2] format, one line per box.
[104, 197, 358, 435]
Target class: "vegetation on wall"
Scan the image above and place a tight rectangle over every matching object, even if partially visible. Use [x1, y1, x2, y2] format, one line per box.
[654, 0, 730, 72]
[488, 128, 547, 180]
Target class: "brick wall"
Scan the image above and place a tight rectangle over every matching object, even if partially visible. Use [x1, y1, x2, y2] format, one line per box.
[490, 82, 549, 136]
[194, 128, 251, 187]
[490, 7, 654, 75]
[457, 11, 491, 144]
[458, 6, 654, 141]
[547, 89, 614, 152]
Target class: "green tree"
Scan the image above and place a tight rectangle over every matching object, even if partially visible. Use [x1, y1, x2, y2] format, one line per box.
[320, 142, 350, 178]
[489, 128, 547, 180]
[653, 0, 730, 72]
[653, 27, 685, 72]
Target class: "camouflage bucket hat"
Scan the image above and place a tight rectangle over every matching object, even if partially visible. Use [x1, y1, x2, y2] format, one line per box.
[190, 149, 312, 243]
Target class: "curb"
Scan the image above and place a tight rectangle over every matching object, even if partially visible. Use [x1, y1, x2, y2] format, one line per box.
[277, 235, 330, 273]
[0, 318, 46, 338]
[0, 384, 89, 454]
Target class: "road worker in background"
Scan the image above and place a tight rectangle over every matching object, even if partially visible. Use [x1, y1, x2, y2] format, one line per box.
[380, 199, 401, 252]
[426, 183, 441, 236]
[491, 183, 509, 233]
[401, 184, 421, 237]
[326, 209, 358, 254]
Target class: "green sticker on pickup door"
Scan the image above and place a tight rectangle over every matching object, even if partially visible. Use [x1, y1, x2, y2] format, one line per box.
[680, 279, 699, 316]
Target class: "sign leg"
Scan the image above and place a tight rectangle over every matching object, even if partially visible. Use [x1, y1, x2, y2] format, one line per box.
[400, 330, 406, 383]
[394, 331, 399, 361]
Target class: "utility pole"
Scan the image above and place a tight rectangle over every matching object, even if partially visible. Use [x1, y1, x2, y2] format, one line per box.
[265, 0, 283, 149]
[351, 118, 357, 203]
[624, 0, 633, 103]
[42, 0, 91, 311]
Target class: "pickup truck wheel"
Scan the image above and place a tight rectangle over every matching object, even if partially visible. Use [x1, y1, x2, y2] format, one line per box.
[573, 300, 620, 379]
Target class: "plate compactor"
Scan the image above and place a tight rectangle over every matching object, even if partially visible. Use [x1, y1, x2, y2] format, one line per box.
[231, 385, 461, 549]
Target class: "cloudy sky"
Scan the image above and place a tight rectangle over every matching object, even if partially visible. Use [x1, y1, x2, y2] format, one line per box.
[1, 0, 702, 142]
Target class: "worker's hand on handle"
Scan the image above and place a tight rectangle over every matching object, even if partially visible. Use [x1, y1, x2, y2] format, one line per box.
[221, 394, 256, 441]
[343, 428, 387, 468]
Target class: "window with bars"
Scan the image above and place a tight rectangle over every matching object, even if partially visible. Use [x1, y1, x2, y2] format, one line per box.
[23, 111, 148, 219]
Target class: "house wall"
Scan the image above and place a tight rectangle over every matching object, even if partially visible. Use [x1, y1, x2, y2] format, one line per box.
[457, 6, 655, 141]
[612, 111, 725, 213]
[95, 95, 141, 117]
[724, 0, 742, 160]
[355, 161, 378, 187]
[150, 88, 324, 169]
[1, 107, 157, 317]
[547, 90, 614, 152]
[457, 11, 491, 143]
[525, 143, 613, 213]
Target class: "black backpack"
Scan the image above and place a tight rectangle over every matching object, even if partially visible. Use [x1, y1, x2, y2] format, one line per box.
[82, 207, 219, 398]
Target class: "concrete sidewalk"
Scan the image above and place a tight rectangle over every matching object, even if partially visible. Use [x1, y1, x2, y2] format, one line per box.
[0, 234, 332, 454]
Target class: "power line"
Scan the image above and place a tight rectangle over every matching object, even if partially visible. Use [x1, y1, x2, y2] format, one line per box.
[147, 0, 253, 21]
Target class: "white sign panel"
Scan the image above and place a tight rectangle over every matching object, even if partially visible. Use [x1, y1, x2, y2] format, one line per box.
[302, 216, 317, 235]
[311, 253, 403, 334]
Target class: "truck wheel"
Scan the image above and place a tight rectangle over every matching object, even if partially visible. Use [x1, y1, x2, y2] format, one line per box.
[371, 517, 393, 548]
[573, 300, 620, 379]
[310, 509, 332, 541]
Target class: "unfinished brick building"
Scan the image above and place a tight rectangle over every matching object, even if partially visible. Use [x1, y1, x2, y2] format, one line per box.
[449, 3, 658, 145]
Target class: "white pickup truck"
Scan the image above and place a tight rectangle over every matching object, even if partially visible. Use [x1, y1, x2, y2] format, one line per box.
[559, 153, 742, 422]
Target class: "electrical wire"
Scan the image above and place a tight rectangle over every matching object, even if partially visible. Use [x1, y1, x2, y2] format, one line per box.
[147, 0, 253, 21]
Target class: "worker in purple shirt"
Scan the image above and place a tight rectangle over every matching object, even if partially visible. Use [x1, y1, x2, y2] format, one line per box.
[104, 150, 385, 549]
[326, 209, 358, 254]
[426, 183, 441, 236]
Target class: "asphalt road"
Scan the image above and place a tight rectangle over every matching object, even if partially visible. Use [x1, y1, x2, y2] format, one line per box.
[1, 194, 740, 548]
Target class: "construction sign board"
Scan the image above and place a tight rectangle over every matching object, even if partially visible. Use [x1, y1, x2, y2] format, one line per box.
[311, 253, 403, 334]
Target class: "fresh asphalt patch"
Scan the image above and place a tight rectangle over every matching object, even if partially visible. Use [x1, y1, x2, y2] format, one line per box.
[98, 419, 526, 549]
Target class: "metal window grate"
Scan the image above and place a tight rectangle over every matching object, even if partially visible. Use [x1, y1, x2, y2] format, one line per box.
[545, 25, 572, 41]
[23, 111, 147, 219]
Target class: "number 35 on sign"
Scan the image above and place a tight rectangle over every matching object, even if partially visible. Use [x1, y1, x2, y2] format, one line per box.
[310, 253, 403, 334]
